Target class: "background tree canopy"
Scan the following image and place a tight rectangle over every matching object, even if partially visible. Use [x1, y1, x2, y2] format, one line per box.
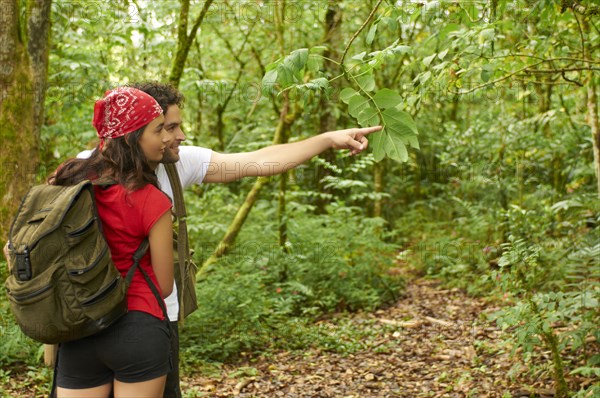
[0, 1, 598, 397]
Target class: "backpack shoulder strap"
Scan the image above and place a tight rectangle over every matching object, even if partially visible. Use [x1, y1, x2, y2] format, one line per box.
[123, 238, 170, 321]
[164, 163, 190, 318]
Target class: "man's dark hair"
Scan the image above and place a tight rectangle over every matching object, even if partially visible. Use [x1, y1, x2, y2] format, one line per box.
[129, 81, 185, 115]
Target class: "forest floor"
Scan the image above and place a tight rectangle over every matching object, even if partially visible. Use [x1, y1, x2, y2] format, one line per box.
[5, 278, 585, 397]
[180, 278, 564, 398]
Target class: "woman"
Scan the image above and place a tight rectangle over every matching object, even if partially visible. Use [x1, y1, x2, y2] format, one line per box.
[51, 87, 174, 398]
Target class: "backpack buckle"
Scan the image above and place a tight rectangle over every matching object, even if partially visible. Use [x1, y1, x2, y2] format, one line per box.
[16, 248, 32, 281]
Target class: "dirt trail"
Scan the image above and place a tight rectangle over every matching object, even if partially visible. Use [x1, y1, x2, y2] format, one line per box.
[182, 279, 555, 397]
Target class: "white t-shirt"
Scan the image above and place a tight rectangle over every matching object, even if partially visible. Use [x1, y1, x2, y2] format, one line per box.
[78, 146, 213, 321]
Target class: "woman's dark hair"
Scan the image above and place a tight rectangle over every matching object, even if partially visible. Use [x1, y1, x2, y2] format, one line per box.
[50, 126, 159, 190]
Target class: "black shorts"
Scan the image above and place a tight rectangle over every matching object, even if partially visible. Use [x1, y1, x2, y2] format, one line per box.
[56, 311, 172, 389]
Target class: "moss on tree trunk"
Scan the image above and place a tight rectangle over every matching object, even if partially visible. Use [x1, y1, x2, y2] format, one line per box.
[0, 0, 51, 239]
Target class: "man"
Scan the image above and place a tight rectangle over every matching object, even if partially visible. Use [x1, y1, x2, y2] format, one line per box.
[131, 82, 380, 397]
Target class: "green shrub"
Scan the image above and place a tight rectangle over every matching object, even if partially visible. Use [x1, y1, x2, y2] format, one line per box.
[180, 202, 403, 364]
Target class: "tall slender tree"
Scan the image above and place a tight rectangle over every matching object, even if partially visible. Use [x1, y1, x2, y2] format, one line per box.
[0, 0, 52, 239]
[169, 0, 214, 88]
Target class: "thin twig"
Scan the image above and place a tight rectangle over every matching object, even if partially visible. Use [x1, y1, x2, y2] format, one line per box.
[450, 60, 547, 94]
[460, 53, 600, 64]
[340, 0, 384, 65]
[561, 70, 583, 85]
[527, 67, 600, 73]
[572, 9, 586, 61]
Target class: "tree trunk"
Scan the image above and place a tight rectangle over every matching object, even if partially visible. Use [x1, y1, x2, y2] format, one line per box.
[27, 0, 52, 133]
[169, 0, 214, 88]
[373, 160, 384, 217]
[315, 1, 342, 213]
[0, 0, 52, 240]
[215, 105, 225, 151]
[195, 88, 204, 136]
[588, 72, 600, 198]
[273, 1, 290, 254]
[278, 170, 288, 251]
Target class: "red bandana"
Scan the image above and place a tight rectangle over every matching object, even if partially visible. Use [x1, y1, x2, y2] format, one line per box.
[92, 87, 163, 148]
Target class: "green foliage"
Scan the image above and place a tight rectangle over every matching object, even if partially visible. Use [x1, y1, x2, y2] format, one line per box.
[261, 43, 420, 163]
[491, 233, 599, 396]
[180, 200, 402, 362]
[1, 1, 598, 394]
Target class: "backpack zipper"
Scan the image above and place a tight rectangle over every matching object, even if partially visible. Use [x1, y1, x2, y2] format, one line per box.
[67, 218, 95, 237]
[68, 245, 109, 276]
[81, 277, 120, 306]
[8, 283, 52, 302]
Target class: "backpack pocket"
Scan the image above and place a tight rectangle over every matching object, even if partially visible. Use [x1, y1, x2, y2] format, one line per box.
[66, 237, 121, 300]
[66, 217, 96, 239]
[78, 276, 128, 329]
[5, 269, 80, 344]
[66, 240, 112, 281]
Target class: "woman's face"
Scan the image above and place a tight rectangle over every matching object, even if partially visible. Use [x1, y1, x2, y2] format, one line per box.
[138, 114, 168, 167]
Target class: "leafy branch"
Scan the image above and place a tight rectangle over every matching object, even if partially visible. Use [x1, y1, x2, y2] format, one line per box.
[260, 0, 420, 164]
[450, 59, 547, 94]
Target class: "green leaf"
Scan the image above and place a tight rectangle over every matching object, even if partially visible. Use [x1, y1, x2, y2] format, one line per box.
[407, 134, 420, 150]
[352, 51, 367, 61]
[438, 49, 449, 59]
[423, 53, 436, 67]
[366, 23, 378, 45]
[389, 122, 419, 149]
[479, 28, 495, 43]
[371, 130, 386, 162]
[373, 89, 402, 109]
[310, 46, 327, 53]
[348, 94, 370, 118]
[264, 58, 281, 72]
[432, 61, 449, 72]
[481, 68, 491, 82]
[306, 54, 323, 73]
[286, 48, 309, 71]
[371, 108, 419, 163]
[384, 131, 409, 162]
[381, 108, 418, 135]
[439, 23, 460, 40]
[392, 45, 412, 55]
[262, 69, 278, 96]
[340, 88, 358, 104]
[356, 73, 375, 92]
[481, 64, 494, 82]
[357, 106, 380, 127]
[277, 64, 296, 86]
[299, 77, 329, 91]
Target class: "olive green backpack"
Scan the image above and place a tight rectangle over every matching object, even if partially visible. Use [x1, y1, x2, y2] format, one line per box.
[4, 180, 155, 344]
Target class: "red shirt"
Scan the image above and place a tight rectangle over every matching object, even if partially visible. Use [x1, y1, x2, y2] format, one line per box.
[94, 184, 172, 320]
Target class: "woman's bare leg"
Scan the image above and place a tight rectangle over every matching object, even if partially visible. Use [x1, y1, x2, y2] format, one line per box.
[57, 383, 112, 397]
[113, 376, 166, 398]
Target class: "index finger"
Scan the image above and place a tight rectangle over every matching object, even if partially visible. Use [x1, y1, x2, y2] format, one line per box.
[356, 126, 383, 136]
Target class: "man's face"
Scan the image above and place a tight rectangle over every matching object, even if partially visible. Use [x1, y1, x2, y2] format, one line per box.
[161, 104, 186, 164]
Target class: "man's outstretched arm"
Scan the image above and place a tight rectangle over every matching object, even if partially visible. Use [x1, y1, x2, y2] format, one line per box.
[203, 126, 382, 183]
